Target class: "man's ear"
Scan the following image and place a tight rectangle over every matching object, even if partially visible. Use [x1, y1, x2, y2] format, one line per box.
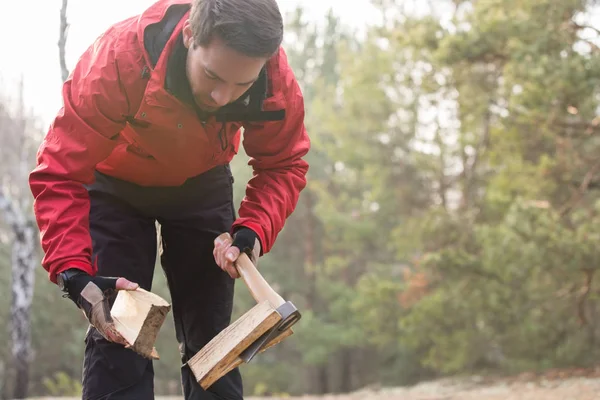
[182, 20, 194, 49]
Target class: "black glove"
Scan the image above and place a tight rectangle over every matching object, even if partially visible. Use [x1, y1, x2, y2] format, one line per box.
[60, 269, 118, 305]
[58, 269, 127, 344]
[232, 227, 262, 265]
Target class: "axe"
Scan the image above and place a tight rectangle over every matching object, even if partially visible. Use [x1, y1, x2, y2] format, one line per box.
[185, 248, 301, 389]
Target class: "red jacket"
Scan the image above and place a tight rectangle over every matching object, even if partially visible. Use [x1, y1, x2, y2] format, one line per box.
[29, 0, 310, 283]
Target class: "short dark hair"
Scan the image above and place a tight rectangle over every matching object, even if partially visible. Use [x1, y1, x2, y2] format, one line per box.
[190, 0, 283, 58]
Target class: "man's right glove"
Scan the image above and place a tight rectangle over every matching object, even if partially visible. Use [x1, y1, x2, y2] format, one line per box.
[231, 227, 261, 266]
[57, 268, 138, 344]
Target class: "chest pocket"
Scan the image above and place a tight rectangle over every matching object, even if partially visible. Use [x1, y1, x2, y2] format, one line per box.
[213, 122, 242, 162]
[118, 119, 156, 159]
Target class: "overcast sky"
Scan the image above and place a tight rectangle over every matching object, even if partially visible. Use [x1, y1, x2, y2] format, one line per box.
[0, 0, 378, 125]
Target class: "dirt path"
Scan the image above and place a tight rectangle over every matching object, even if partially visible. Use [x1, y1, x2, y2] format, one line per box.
[248, 377, 600, 400]
[23, 369, 600, 400]
[25, 376, 600, 400]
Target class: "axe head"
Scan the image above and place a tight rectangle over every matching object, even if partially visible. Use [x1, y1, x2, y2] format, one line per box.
[238, 301, 301, 363]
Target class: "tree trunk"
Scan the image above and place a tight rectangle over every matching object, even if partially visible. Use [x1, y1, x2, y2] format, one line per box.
[303, 189, 317, 309]
[0, 360, 8, 400]
[1, 194, 37, 399]
[302, 190, 330, 395]
[338, 348, 352, 393]
[317, 364, 329, 394]
[434, 117, 449, 210]
[58, 0, 70, 82]
[11, 219, 37, 400]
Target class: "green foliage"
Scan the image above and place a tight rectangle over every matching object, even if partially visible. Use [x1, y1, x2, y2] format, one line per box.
[42, 371, 82, 396]
[400, 199, 600, 374]
[352, 266, 405, 347]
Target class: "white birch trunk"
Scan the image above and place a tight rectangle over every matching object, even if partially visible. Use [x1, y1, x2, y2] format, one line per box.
[0, 190, 37, 399]
[0, 77, 40, 399]
[0, 2, 68, 397]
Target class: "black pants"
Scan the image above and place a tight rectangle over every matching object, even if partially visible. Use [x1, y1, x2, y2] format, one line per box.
[81, 165, 243, 400]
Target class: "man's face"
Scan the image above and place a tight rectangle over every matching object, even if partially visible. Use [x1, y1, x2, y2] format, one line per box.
[182, 21, 267, 113]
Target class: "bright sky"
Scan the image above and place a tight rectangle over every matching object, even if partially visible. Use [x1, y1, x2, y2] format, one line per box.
[0, 0, 377, 126]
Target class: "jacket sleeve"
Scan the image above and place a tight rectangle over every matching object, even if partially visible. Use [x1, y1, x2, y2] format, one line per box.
[233, 47, 310, 254]
[29, 34, 126, 283]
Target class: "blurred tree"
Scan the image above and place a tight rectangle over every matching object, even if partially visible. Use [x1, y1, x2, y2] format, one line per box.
[383, 0, 600, 377]
[0, 81, 42, 399]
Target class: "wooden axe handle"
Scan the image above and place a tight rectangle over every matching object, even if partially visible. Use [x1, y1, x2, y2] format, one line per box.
[235, 252, 285, 308]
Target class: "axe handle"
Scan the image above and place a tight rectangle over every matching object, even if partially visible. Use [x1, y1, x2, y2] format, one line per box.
[235, 252, 285, 308]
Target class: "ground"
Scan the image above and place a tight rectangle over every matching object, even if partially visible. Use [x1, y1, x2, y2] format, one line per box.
[25, 371, 600, 400]
[247, 376, 600, 400]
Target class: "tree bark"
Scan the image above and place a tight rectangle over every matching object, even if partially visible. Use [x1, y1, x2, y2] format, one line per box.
[0, 359, 8, 400]
[303, 189, 317, 310]
[0, 2, 69, 396]
[302, 190, 330, 394]
[317, 364, 329, 394]
[58, 0, 70, 82]
[0, 193, 37, 399]
[338, 348, 352, 393]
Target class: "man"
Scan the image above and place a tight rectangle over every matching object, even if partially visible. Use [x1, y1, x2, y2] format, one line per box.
[28, 0, 310, 398]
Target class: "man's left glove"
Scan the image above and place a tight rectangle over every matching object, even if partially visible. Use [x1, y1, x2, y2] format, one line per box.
[214, 228, 261, 279]
[58, 268, 138, 344]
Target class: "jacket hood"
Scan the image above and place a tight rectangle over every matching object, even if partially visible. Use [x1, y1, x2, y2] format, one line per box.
[136, 0, 192, 70]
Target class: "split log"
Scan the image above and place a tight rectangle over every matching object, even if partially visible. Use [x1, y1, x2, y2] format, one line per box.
[110, 288, 171, 359]
[186, 300, 293, 389]
[187, 244, 301, 389]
